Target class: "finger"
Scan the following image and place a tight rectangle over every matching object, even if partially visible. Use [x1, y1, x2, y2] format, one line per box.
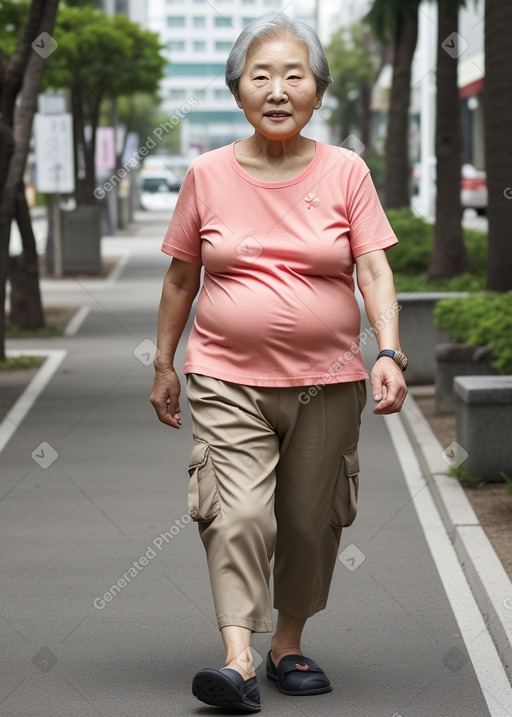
[373, 387, 407, 414]
[373, 383, 387, 404]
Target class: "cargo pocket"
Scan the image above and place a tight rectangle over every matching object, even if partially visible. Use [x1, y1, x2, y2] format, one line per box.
[330, 448, 360, 528]
[187, 439, 221, 523]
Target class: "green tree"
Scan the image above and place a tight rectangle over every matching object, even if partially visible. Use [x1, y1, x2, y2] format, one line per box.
[366, 0, 421, 208]
[116, 93, 181, 157]
[44, 5, 165, 204]
[0, 0, 60, 359]
[428, 0, 470, 279]
[326, 22, 383, 150]
[484, 0, 512, 290]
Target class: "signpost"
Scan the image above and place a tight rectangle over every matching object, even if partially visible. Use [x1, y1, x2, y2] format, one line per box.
[34, 107, 75, 277]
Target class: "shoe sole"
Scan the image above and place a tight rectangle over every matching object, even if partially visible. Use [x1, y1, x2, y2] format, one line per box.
[192, 673, 261, 713]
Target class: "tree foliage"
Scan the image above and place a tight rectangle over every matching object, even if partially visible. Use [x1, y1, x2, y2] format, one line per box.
[42, 4, 166, 202]
[325, 23, 380, 146]
[0, 0, 30, 58]
[115, 93, 181, 156]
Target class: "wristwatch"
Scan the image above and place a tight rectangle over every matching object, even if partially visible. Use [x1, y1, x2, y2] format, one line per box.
[376, 349, 408, 371]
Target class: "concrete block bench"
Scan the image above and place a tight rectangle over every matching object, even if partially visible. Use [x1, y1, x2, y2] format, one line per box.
[454, 376, 512, 482]
[435, 343, 498, 413]
[397, 292, 467, 385]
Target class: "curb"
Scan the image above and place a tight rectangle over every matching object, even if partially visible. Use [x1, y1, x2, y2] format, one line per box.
[401, 391, 512, 682]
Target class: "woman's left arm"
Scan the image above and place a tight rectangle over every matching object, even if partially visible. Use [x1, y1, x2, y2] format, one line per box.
[355, 249, 408, 415]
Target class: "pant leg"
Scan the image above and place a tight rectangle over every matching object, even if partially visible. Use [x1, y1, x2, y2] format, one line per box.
[185, 373, 280, 633]
[272, 380, 366, 619]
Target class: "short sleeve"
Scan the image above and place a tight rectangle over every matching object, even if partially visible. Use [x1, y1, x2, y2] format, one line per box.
[161, 166, 203, 265]
[345, 158, 398, 259]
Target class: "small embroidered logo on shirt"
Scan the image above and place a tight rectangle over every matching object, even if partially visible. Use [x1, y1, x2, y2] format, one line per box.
[305, 192, 320, 209]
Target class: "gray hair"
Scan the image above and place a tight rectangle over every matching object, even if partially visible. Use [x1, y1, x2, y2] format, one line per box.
[225, 12, 332, 99]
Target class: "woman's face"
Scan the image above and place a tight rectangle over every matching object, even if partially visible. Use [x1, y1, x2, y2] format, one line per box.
[235, 34, 322, 141]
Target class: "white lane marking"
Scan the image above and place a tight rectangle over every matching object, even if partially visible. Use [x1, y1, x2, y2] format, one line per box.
[0, 350, 67, 454]
[64, 306, 91, 336]
[106, 251, 131, 284]
[384, 412, 512, 717]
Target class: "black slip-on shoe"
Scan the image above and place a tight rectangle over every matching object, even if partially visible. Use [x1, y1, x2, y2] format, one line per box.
[192, 667, 261, 712]
[265, 650, 333, 696]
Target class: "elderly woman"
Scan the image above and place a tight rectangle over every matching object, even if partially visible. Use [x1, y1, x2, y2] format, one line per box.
[150, 11, 407, 713]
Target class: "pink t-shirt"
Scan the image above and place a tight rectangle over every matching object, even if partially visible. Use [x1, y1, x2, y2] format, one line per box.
[161, 141, 398, 387]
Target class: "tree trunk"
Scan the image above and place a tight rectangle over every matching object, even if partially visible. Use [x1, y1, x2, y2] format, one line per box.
[484, 0, 512, 291]
[8, 181, 45, 329]
[428, 0, 469, 279]
[0, 0, 60, 361]
[384, 11, 419, 208]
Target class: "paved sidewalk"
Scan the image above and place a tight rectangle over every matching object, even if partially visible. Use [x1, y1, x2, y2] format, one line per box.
[1, 212, 510, 716]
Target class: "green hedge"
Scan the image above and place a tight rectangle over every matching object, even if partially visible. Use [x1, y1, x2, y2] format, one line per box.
[433, 292, 512, 374]
[385, 209, 487, 291]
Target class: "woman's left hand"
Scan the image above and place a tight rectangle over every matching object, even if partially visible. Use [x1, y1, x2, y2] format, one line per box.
[370, 359, 408, 414]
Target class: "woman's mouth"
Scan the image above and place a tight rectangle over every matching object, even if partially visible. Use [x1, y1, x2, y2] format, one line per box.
[264, 111, 291, 122]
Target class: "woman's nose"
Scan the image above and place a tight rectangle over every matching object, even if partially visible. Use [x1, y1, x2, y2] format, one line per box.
[267, 79, 287, 102]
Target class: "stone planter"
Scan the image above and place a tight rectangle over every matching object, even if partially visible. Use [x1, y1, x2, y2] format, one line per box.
[435, 343, 498, 413]
[61, 205, 101, 273]
[396, 292, 468, 385]
[454, 376, 512, 482]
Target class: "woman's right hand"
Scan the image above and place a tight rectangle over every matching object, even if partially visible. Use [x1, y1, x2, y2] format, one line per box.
[150, 368, 182, 429]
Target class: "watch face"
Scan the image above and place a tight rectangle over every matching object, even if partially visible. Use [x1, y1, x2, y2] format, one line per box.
[394, 351, 408, 370]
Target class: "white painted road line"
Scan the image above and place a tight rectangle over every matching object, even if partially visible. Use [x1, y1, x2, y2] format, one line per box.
[385, 412, 512, 716]
[0, 350, 67, 455]
[105, 251, 131, 285]
[64, 305, 91, 336]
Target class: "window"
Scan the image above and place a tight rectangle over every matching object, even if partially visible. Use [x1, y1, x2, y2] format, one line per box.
[167, 16, 185, 27]
[193, 16, 206, 28]
[214, 88, 232, 100]
[242, 17, 257, 26]
[215, 41, 232, 52]
[165, 63, 227, 77]
[214, 16, 232, 27]
[193, 41, 207, 52]
[168, 89, 187, 99]
[168, 40, 186, 51]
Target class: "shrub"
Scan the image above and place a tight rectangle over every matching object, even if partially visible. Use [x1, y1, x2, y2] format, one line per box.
[385, 209, 487, 282]
[385, 208, 433, 274]
[433, 292, 512, 374]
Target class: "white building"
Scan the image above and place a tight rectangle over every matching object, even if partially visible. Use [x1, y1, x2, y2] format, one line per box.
[102, 0, 147, 25]
[146, 0, 332, 154]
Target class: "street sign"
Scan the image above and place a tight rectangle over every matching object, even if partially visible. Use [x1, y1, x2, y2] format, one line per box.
[95, 126, 116, 173]
[34, 113, 75, 193]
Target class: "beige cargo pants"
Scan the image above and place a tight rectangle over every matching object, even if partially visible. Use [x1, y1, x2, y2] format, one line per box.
[185, 373, 366, 633]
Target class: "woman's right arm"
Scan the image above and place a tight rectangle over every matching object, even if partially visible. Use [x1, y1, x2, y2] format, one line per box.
[150, 258, 201, 429]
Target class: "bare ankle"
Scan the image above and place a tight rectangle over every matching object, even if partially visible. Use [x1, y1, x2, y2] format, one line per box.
[224, 658, 256, 680]
[270, 641, 303, 665]
[224, 646, 256, 680]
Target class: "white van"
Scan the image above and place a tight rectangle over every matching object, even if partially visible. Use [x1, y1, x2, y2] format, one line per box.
[139, 156, 191, 212]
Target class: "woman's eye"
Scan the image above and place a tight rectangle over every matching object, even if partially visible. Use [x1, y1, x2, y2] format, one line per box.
[288, 75, 301, 80]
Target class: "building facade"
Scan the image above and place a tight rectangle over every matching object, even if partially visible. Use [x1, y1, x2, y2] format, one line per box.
[146, 0, 332, 154]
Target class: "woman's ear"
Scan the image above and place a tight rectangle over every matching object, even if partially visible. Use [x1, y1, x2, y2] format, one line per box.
[314, 93, 325, 110]
[233, 88, 242, 109]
